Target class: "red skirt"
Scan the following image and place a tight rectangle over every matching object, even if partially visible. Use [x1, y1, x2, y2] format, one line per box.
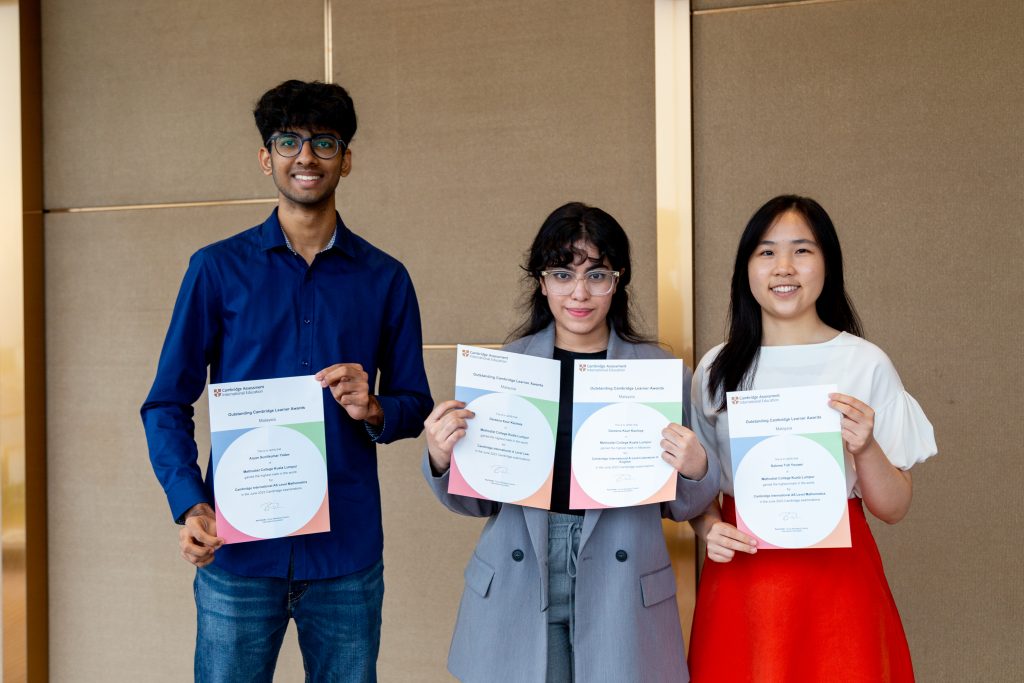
[688, 495, 914, 683]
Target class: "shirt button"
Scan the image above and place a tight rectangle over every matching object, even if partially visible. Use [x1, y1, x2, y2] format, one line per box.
[301, 361, 309, 367]
[511, 549, 524, 562]
[615, 549, 628, 562]
[304, 318, 311, 324]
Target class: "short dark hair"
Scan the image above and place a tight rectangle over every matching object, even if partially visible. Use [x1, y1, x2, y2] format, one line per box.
[708, 194, 863, 411]
[508, 202, 652, 345]
[253, 80, 357, 146]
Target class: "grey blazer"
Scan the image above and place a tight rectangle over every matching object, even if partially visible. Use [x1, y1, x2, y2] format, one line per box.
[423, 324, 720, 682]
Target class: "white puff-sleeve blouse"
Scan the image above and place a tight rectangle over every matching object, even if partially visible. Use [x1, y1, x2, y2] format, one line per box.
[692, 332, 937, 498]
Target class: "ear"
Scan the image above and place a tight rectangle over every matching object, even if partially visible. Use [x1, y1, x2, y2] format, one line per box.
[340, 147, 353, 177]
[538, 277, 548, 297]
[258, 146, 273, 176]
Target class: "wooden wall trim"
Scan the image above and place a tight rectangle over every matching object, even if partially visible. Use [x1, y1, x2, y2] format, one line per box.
[3, 0, 47, 680]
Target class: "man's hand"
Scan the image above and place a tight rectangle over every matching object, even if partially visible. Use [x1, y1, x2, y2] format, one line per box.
[316, 363, 384, 426]
[179, 503, 222, 568]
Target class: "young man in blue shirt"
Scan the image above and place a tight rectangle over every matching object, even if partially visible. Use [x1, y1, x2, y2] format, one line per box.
[141, 80, 432, 682]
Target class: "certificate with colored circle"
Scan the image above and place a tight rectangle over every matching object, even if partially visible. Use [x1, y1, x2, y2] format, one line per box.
[449, 346, 560, 509]
[727, 384, 851, 549]
[569, 358, 683, 509]
[208, 375, 329, 544]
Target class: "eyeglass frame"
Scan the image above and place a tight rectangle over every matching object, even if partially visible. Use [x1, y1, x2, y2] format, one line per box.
[538, 268, 622, 296]
[265, 132, 349, 160]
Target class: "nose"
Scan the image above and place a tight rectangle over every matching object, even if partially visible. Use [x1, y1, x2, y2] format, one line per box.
[295, 139, 317, 164]
[773, 254, 795, 275]
[570, 277, 590, 300]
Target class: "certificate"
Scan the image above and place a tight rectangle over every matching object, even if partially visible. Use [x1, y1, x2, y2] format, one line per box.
[449, 345, 560, 509]
[727, 384, 850, 549]
[570, 358, 683, 509]
[208, 375, 330, 544]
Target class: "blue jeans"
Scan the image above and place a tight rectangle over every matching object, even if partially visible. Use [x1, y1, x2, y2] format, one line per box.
[546, 513, 582, 683]
[194, 559, 384, 683]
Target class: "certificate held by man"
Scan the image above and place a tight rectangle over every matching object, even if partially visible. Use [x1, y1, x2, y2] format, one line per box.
[449, 345, 560, 509]
[208, 375, 330, 544]
[570, 358, 684, 509]
[727, 384, 850, 549]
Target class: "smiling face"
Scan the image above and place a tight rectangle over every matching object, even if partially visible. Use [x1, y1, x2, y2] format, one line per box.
[747, 209, 827, 335]
[258, 126, 350, 209]
[539, 240, 617, 352]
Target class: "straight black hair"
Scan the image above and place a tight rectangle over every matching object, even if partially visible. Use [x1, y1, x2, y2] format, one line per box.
[508, 202, 652, 345]
[708, 195, 863, 411]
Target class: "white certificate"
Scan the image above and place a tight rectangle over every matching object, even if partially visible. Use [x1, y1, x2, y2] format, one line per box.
[208, 375, 329, 544]
[570, 358, 683, 509]
[449, 345, 560, 509]
[727, 384, 850, 549]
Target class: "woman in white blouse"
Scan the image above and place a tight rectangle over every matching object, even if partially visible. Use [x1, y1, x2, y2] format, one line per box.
[687, 195, 937, 682]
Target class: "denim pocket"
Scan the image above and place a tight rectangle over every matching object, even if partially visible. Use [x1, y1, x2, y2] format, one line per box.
[639, 564, 677, 607]
[464, 554, 495, 598]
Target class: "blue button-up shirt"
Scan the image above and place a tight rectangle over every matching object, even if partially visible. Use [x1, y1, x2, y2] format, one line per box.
[141, 209, 432, 579]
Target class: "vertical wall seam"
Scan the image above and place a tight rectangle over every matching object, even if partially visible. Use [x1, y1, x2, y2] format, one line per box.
[324, 0, 334, 83]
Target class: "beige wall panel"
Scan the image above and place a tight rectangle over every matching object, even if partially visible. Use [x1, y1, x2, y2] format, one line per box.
[41, 0, 322, 209]
[45, 205, 286, 681]
[331, 0, 659, 345]
[692, 0, 1023, 680]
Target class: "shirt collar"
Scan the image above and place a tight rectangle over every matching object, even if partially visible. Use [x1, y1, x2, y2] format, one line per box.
[281, 225, 337, 255]
[259, 207, 355, 257]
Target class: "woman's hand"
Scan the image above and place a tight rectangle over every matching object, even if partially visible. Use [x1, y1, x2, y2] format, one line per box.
[829, 392, 876, 456]
[706, 521, 757, 563]
[424, 400, 475, 474]
[660, 423, 709, 480]
[829, 392, 914, 523]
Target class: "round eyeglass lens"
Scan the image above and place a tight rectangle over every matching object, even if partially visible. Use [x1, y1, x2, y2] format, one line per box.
[309, 135, 340, 159]
[273, 134, 302, 157]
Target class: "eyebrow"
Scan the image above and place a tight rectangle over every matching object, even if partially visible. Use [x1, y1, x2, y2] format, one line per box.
[757, 238, 818, 246]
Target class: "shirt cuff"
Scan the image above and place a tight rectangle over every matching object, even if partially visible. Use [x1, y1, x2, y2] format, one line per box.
[167, 477, 212, 525]
[364, 413, 386, 442]
[366, 395, 402, 443]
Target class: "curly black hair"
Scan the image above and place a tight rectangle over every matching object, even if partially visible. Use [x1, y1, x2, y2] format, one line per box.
[253, 80, 357, 146]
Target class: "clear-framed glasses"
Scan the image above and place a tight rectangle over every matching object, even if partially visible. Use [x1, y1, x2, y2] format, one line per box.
[266, 133, 347, 159]
[540, 269, 621, 296]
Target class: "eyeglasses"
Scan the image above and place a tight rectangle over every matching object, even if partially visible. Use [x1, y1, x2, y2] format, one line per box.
[540, 269, 621, 296]
[266, 133, 347, 160]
